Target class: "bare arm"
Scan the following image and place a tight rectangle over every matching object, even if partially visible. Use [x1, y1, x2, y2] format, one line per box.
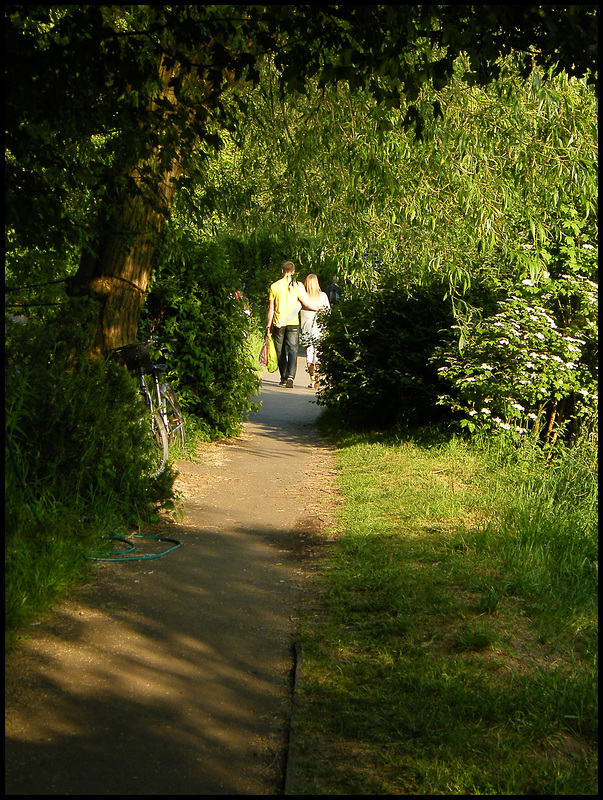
[267, 297, 275, 331]
[298, 285, 321, 312]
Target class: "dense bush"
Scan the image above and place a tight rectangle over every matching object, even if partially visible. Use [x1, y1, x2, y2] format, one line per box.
[142, 233, 261, 438]
[5, 307, 176, 634]
[317, 278, 457, 427]
[5, 308, 174, 523]
[434, 238, 598, 451]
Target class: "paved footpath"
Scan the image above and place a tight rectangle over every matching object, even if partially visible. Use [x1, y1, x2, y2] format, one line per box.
[5, 360, 337, 795]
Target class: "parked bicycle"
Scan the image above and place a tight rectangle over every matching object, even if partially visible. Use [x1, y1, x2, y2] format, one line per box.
[108, 338, 186, 476]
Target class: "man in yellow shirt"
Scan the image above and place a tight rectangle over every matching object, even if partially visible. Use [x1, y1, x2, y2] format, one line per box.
[267, 261, 321, 388]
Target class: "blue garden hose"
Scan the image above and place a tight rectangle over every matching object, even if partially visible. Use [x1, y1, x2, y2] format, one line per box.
[88, 533, 182, 562]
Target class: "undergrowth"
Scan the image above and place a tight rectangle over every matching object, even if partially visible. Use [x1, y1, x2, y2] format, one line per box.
[5, 312, 176, 644]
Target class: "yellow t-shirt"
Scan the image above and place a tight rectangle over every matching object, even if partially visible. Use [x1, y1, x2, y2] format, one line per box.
[269, 275, 303, 327]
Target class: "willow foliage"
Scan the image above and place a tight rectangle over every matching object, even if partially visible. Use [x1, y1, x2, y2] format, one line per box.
[190, 57, 597, 298]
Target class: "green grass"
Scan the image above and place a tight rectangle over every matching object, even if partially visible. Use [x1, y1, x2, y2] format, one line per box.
[292, 421, 598, 795]
[5, 490, 140, 644]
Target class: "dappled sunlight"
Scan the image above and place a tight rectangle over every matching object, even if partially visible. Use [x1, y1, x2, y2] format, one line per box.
[6, 371, 338, 794]
[6, 523, 299, 793]
[8, 490, 310, 791]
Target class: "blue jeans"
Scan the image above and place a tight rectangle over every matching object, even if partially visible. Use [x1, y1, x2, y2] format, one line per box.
[272, 325, 299, 380]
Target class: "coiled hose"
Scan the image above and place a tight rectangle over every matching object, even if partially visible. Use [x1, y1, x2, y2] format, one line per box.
[88, 533, 182, 562]
[6, 427, 182, 561]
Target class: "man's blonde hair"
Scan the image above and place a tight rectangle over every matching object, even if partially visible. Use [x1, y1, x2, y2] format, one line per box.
[282, 261, 295, 273]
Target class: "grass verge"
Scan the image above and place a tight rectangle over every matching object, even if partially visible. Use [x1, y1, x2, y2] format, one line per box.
[292, 421, 597, 795]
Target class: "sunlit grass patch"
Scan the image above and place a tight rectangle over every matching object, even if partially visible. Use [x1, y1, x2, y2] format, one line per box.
[294, 423, 598, 795]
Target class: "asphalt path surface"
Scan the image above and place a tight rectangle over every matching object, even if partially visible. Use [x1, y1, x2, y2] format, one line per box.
[5, 359, 337, 795]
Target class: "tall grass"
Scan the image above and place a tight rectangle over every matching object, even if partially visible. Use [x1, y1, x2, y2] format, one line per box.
[475, 433, 598, 619]
[294, 419, 598, 795]
[6, 497, 103, 632]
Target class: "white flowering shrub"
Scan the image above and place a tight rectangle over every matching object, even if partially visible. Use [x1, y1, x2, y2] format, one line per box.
[434, 241, 597, 449]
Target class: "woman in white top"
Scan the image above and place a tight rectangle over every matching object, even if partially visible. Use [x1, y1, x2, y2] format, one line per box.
[300, 274, 330, 389]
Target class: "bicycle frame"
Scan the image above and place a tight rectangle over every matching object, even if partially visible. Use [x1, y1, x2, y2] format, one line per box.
[109, 338, 185, 460]
[137, 361, 185, 448]
[141, 364, 167, 418]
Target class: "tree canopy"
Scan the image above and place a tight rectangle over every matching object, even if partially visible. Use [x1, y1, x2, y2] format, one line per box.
[193, 61, 596, 287]
[5, 4, 598, 348]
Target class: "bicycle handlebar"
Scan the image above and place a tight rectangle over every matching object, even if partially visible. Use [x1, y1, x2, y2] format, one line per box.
[104, 338, 178, 373]
[107, 338, 177, 354]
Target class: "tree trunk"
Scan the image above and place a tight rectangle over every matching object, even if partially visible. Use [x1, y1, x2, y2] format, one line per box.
[542, 397, 557, 445]
[68, 57, 185, 353]
[77, 159, 182, 353]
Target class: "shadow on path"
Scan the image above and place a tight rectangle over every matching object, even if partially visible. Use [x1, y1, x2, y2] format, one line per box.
[5, 359, 335, 795]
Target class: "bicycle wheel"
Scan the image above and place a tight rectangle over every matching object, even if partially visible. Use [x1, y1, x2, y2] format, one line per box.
[149, 410, 169, 476]
[161, 384, 186, 451]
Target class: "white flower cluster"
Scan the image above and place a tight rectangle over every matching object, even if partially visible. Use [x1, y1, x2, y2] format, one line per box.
[432, 262, 597, 445]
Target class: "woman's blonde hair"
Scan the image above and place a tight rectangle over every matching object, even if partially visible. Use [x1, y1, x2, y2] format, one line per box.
[304, 273, 321, 299]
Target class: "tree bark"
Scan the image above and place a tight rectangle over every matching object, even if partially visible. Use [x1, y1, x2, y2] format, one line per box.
[542, 397, 557, 445]
[82, 159, 182, 353]
[68, 57, 185, 353]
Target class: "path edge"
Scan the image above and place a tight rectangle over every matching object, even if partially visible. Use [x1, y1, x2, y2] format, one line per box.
[283, 640, 304, 795]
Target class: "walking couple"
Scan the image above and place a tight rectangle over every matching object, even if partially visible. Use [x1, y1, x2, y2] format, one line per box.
[266, 261, 330, 389]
